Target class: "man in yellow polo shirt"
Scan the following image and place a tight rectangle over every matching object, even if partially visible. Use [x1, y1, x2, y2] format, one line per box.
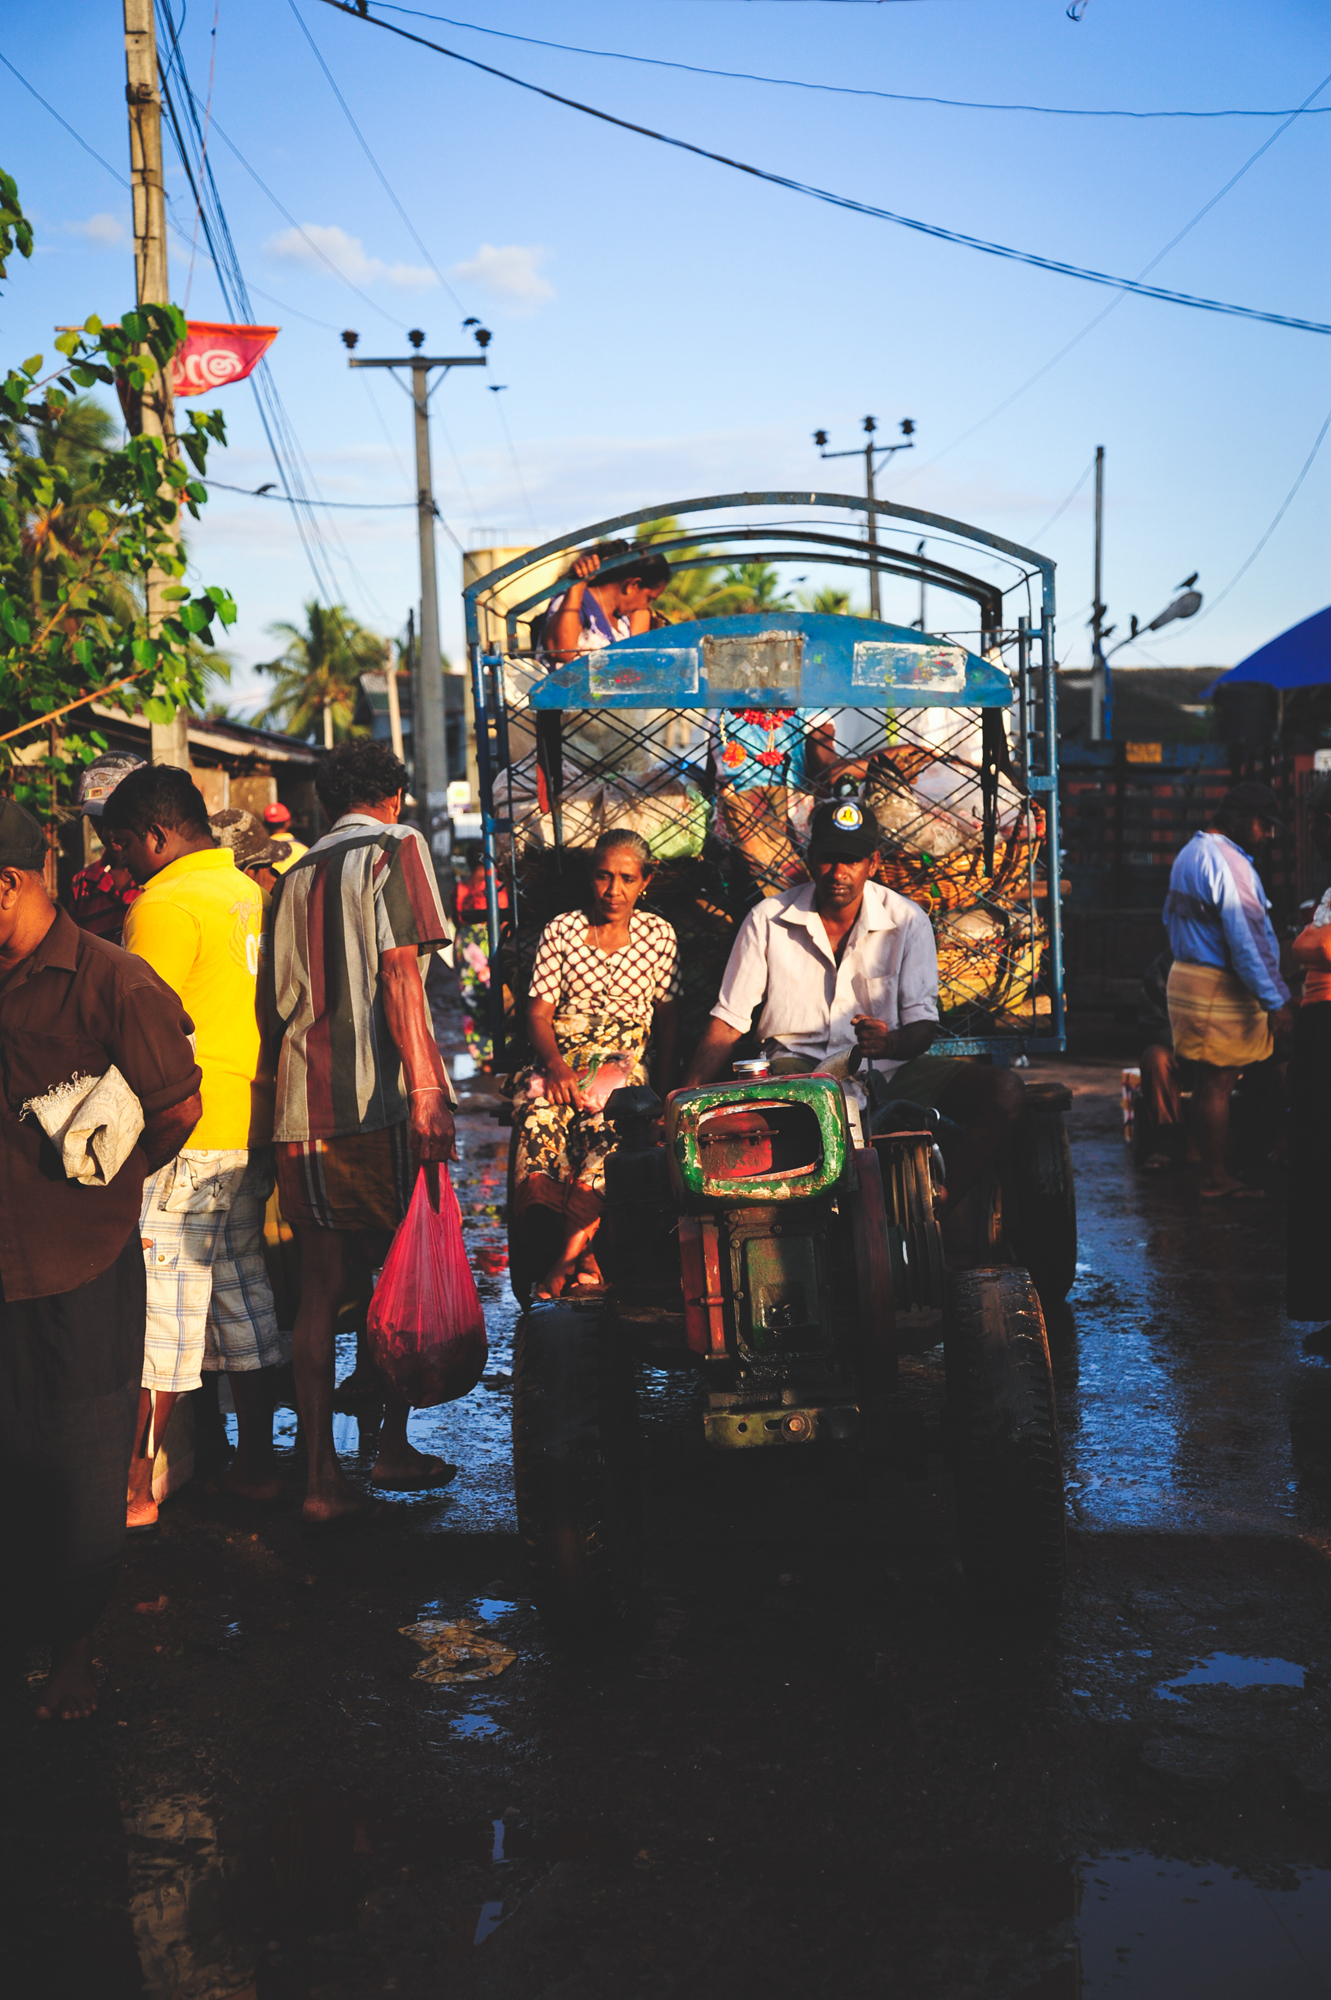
[101, 766, 286, 1530]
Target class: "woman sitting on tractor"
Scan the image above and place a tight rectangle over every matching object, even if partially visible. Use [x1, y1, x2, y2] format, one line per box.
[513, 829, 681, 1299]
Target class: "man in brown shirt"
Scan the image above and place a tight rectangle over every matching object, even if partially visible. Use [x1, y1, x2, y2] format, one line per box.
[0, 800, 201, 1721]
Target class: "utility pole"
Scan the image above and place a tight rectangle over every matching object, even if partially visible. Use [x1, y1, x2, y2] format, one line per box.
[346, 328, 486, 867]
[383, 637, 405, 765]
[814, 417, 916, 621]
[123, 0, 189, 769]
[1089, 445, 1109, 743]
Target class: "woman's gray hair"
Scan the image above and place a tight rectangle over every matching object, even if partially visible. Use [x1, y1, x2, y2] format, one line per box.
[590, 827, 655, 872]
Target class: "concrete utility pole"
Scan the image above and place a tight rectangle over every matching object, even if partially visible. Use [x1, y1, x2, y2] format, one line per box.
[1089, 445, 1108, 743]
[123, 0, 189, 769]
[346, 329, 485, 862]
[814, 417, 916, 621]
[383, 637, 405, 765]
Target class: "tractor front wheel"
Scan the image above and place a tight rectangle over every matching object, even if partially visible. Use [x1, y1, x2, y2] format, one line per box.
[511, 1300, 640, 1636]
[946, 1266, 1066, 1615]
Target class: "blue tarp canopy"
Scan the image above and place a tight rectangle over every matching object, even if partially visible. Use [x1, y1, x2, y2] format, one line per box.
[528, 612, 1012, 710]
[1212, 605, 1331, 691]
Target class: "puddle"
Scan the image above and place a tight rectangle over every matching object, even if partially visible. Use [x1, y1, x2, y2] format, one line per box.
[1156, 1654, 1306, 1701]
[452, 1712, 506, 1740]
[473, 1900, 507, 1944]
[124, 1793, 256, 2000]
[1079, 1853, 1331, 1995]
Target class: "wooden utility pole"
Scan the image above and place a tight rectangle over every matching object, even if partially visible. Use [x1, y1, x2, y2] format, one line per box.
[347, 333, 486, 868]
[124, 0, 190, 768]
[1089, 445, 1108, 743]
[383, 638, 405, 765]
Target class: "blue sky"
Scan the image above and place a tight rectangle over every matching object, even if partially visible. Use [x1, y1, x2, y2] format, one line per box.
[2, 0, 1327, 714]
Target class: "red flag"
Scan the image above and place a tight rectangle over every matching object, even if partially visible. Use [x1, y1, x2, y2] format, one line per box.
[170, 322, 278, 398]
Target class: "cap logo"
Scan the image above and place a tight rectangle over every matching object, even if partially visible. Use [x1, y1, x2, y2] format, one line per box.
[832, 803, 863, 830]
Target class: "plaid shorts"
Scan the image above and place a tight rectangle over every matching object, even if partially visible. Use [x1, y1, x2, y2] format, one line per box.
[139, 1149, 287, 1394]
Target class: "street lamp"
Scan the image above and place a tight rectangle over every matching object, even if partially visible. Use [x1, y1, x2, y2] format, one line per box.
[813, 416, 916, 620]
[1103, 574, 1204, 662]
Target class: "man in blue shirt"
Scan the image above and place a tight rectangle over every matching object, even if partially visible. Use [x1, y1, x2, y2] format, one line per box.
[1163, 780, 1291, 1199]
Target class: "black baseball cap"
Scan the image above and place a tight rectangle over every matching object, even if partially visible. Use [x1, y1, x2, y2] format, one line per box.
[1219, 780, 1285, 831]
[807, 797, 881, 861]
[0, 797, 47, 871]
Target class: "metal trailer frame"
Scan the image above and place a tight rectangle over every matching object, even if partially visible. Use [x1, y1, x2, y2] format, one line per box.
[462, 490, 1062, 1065]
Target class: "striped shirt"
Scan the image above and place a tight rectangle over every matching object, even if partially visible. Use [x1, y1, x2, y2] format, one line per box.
[269, 814, 453, 1141]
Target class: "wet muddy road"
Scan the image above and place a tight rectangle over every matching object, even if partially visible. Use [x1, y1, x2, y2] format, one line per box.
[10, 1057, 1331, 1998]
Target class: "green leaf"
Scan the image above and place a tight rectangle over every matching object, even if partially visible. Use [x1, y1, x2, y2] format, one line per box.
[160, 585, 190, 601]
[21, 353, 42, 377]
[54, 331, 79, 358]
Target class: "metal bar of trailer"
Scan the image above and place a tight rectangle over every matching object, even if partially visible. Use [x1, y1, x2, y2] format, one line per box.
[466, 615, 507, 1063]
[460, 491, 1055, 615]
[1040, 610, 1066, 1048]
[499, 545, 1005, 654]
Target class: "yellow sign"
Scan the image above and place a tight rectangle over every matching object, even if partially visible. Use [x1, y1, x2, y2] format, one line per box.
[1125, 742, 1163, 765]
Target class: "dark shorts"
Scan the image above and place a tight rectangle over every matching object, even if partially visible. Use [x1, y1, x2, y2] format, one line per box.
[276, 1122, 413, 1234]
[881, 1052, 969, 1112]
[0, 1229, 145, 1646]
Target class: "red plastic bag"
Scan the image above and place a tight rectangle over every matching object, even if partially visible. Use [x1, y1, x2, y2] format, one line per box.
[367, 1167, 488, 1407]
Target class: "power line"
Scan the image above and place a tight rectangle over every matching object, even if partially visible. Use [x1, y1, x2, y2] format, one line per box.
[1027, 459, 1096, 548]
[489, 386, 538, 534]
[0, 46, 349, 333]
[901, 69, 1331, 480]
[0, 50, 130, 188]
[313, 0, 1331, 337]
[201, 115, 406, 330]
[285, 0, 469, 317]
[203, 477, 417, 507]
[1163, 406, 1331, 627]
[372, 6, 1331, 120]
[156, 1, 347, 604]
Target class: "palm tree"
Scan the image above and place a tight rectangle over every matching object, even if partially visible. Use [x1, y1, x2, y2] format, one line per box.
[799, 585, 861, 616]
[255, 601, 381, 745]
[17, 396, 139, 629]
[720, 562, 793, 613]
[630, 516, 747, 623]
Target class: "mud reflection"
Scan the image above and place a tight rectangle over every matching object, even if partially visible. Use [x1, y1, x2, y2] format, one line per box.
[1079, 1853, 1331, 1996]
[126, 1794, 254, 2000]
[1058, 1080, 1302, 1535]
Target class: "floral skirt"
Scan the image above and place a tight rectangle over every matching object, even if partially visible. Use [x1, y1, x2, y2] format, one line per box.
[456, 919, 493, 1067]
[510, 1010, 650, 1233]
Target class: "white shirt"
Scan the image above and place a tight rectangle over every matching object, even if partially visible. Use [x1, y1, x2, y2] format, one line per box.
[710, 879, 940, 1084]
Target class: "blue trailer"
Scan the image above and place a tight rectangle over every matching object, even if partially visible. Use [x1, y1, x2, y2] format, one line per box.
[463, 491, 1072, 1631]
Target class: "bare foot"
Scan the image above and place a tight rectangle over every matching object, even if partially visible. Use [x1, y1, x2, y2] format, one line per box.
[1199, 1178, 1265, 1201]
[370, 1446, 459, 1491]
[36, 1635, 99, 1722]
[221, 1462, 283, 1504]
[301, 1475, 371, 1527]
[126, 1493, 160, 1532]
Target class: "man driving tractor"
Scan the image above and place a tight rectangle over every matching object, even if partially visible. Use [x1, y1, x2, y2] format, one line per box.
[682, 797, 1026, 1208]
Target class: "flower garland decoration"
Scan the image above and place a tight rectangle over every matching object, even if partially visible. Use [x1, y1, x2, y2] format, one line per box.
[718, 708, 799, 772]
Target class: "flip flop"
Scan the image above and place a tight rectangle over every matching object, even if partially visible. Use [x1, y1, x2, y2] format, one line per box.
[369, 1458, 459, 1492]
[125, 1518, 160, 1537]
[1199, 1183, 1266, 1201]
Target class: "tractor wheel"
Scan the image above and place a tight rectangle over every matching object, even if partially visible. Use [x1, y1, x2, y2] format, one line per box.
[505, 1123, 531, 1309]
[1008, 1109, 1078, 1304]
[946, 1266, 1066, 1616]
[511, 1300, 640, 1636]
